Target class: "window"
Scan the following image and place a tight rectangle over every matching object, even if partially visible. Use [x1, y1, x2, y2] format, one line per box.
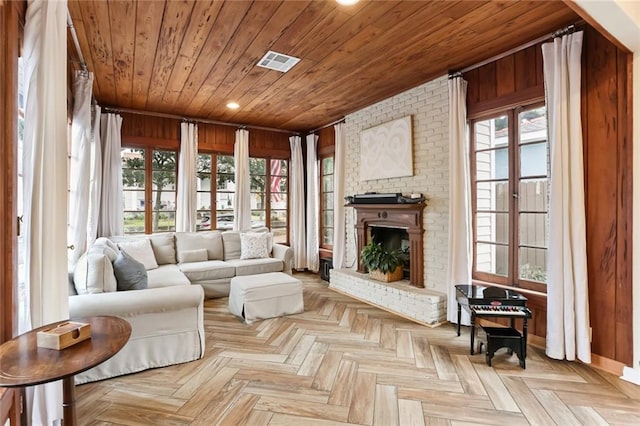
[320, 156, 334, 249]
[122, 148, 177, 234]
[196, 153, 289, 243]
[471, 104, 548, 292]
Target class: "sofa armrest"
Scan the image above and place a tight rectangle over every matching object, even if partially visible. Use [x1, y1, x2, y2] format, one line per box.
[69, 285, 204, 318]
[272, 243, 293, 274]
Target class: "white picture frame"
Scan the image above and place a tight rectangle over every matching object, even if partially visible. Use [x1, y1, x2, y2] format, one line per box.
[360, 116, 413, 181]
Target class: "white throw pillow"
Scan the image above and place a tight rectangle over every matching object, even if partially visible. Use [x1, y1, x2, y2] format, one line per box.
[117, 238, 159, 270]
[73, 253, 118, 295]
[180, 248, 208, 263]
[240, 232, 270, 260]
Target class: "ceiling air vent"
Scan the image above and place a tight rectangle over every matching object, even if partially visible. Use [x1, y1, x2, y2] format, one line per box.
[257, 51, 300, 73]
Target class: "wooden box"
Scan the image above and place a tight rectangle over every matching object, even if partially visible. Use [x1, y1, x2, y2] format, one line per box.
[36, 321, 91, 350]
[369, 266, 404, 283]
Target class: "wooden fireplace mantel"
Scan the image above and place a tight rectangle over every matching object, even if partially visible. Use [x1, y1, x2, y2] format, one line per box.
[351, 202, 425, 288]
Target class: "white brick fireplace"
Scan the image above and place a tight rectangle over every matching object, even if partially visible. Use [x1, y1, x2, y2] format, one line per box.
[328, 75, 450, 325]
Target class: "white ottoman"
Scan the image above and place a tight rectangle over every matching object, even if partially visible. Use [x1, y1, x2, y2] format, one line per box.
[228, 272, 303, 324]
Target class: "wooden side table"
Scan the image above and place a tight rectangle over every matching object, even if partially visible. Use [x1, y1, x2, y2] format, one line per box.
[0, 316, 131, 425]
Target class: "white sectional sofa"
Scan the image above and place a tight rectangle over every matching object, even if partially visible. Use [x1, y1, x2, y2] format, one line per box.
[69, 229, 294, 384]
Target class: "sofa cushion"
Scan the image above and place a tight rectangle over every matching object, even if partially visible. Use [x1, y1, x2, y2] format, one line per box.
[181, 248, 208, 263]
[222, 231, 241, 260]
[89, 242, 118, 262]
[149, 234, 176, 265]
[95, 237, 120, 254]
[117, 239, 159, 270]
[113, 250, 148, 291]
[178, 260, 236, 282]
[225, 258, 284, 276]
[73, 252, 117, 295]
[240, 232, 270, 259]
[175, 231, 223, 262]
[146, 264, 191, 288]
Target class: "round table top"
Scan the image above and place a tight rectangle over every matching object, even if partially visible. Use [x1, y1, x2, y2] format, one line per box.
[0, 316, 131, 387]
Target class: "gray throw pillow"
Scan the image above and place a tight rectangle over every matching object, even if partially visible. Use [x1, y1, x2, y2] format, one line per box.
[113, 249, 148, 291]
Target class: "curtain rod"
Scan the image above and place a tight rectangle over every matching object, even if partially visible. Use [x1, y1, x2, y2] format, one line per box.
[67, 12, 87, 73]
[456, 21, 584, 75]
[102, 106, 300, 135]
[310, 117, 345, 134]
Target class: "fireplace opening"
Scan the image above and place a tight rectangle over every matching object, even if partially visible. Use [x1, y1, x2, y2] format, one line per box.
[368, 226, 410, 279]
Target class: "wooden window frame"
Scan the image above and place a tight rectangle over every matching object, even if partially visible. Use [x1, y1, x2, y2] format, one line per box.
[470, 101, 548, 293]
[319, 153, 335, 251]
[121, 143, 178, 235]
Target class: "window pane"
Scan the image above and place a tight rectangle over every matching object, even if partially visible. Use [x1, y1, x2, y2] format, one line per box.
[121, 148, 145, 169]
[197, 154, 212, 173]
[271, 193, 287, 209]
[271, 210, 287, 228]
[322, 157, 334, 175]
[197, 192, 211, 210]
[323, 211, 333, 228]
[216, 212, 234, 230]
[196, 211, 211, 231]
[323, 228, 334, 246]
[152, 151, 176, 171]
[474, 115, 507, 150]
[217, 155, 235, 174]
[271, 176, 288, 192]
[124, 212, 145, 234]
[217, 174, 235, 190]
[123, 170, 145, 189]
[476, 181, 509, 211]
[250, 158, 266, 175]
[519, 212, 548, 248]
[152, 171, 176, 191]
[322, 175, 334, 193]
[475, 212, 509, 245]
[476, 148, 508, 181]
[323, 193, 334, 210]
[197, 174, 211, 191]
[123, 190, 145, 211]
[475, 243, 508, 277]
[216, 192, 235, 210]
[519, 247, 547, 283]
[520, 142, 548, 177]
[152, 211, 175, 232]
[518, 179, 548, 212]
[252, 210, 266, 228]
[152, 190, 175, 211]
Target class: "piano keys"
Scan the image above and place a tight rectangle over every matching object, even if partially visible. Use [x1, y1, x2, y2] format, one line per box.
[455, 284, 531, 355]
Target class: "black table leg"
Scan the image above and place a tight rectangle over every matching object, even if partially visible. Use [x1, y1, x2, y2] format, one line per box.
[457, 303, 462, 336]
[470, 313, 476, 355]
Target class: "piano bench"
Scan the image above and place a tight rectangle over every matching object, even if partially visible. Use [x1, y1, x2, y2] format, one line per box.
[478, 326, 526, 369]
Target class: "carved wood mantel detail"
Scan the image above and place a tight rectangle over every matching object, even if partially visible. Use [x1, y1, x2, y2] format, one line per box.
[352, 203, 425, 288]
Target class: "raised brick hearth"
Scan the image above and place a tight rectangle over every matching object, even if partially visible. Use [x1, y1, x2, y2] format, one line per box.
[329, 268, 446, 326]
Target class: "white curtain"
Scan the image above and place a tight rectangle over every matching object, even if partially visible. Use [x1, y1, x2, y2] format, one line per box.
[289, 136, 306, 270]
[176, 122, 198, 232]
[306, 133, 320, 272]
[22, 0, 68, 422]
[98, 113, 123, 237]
[543, 31, 590, 363]
[446, 76, 472, 324]
[87, 104, 102, 247]
[333, 123, 347, 269]
[233, 129, 251, 231]
[68, 70, 94, 267]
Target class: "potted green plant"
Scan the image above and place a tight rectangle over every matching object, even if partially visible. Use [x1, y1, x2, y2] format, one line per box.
[360, 241, 405, 282]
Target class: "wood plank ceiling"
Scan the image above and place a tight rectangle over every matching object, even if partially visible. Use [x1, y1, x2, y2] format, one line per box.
[67, 0, 579, 132]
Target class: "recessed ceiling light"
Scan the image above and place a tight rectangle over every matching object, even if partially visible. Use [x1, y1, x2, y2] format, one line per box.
[226, 102, 239, 110]
[336, 0, 360, 5]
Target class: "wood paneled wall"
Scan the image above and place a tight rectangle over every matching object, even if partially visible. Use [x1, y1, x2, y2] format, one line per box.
[1, 0, 24, 422]
[317, 126, 336, 157]
[120, 112, 291, 158]
[465, 27, 633, 365]
[581, 26, 632, 365]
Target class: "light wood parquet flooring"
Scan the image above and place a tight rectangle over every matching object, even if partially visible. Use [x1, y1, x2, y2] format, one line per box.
[77, 273, 640, 425]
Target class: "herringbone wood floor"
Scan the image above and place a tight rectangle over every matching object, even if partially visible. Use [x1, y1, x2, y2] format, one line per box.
[77, 273, 640, 425]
